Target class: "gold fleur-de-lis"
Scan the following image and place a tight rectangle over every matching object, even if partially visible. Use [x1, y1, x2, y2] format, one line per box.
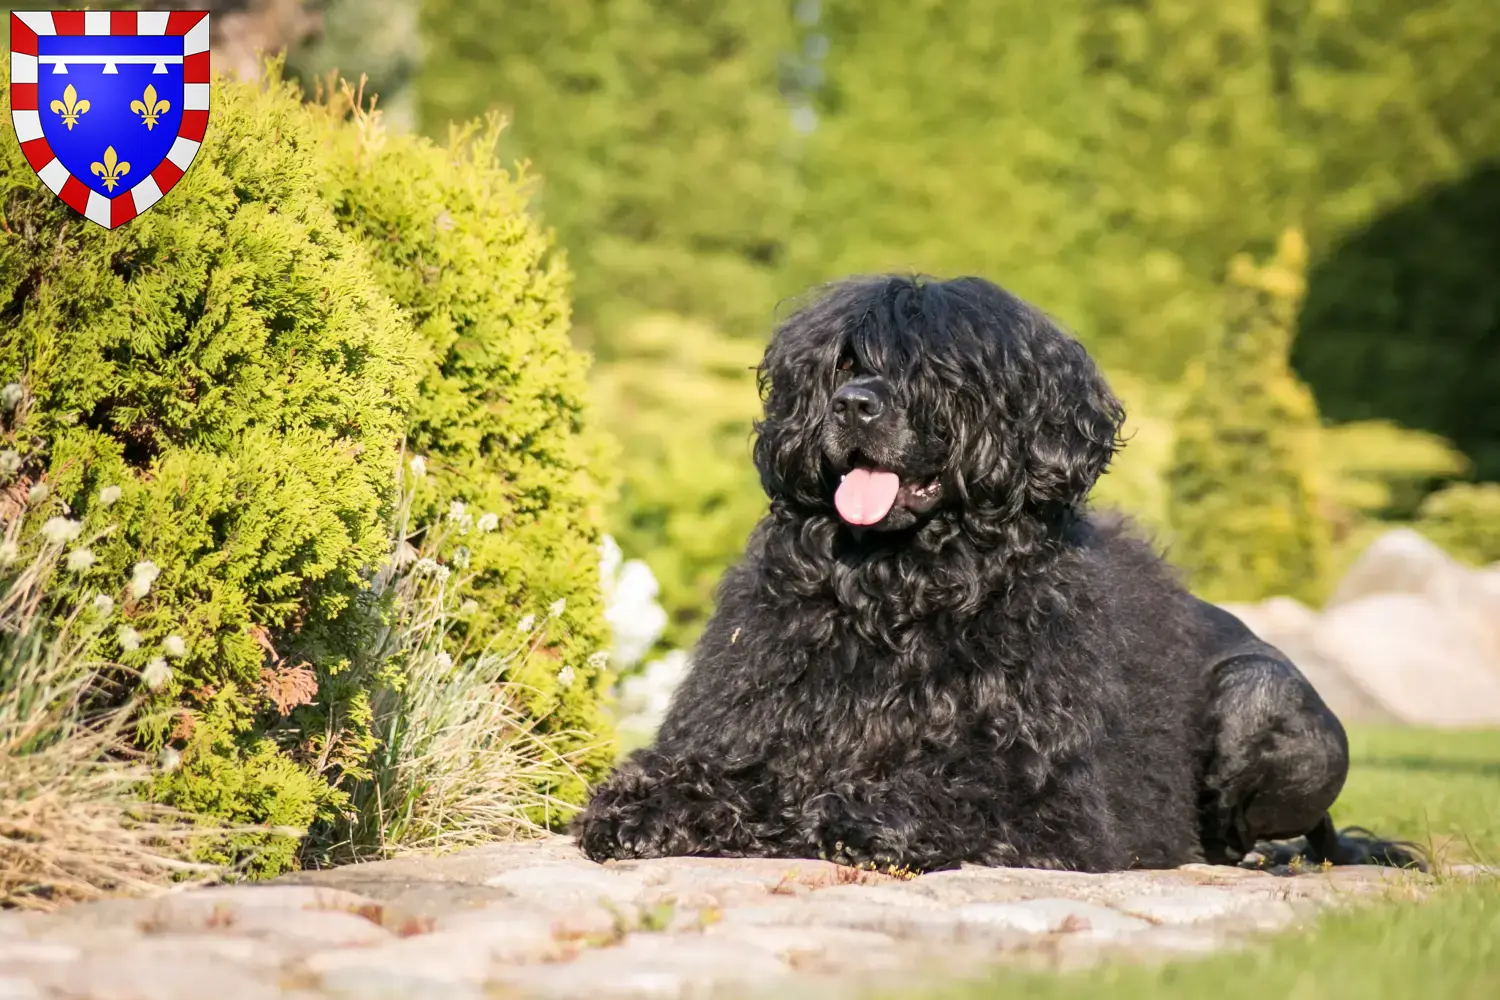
[129, 84, 170, 131]
[50, 83, 90, 130]
[90, 146, 130, 192]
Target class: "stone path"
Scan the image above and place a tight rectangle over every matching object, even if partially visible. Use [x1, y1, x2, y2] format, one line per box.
[0, 836, 1460, 1000]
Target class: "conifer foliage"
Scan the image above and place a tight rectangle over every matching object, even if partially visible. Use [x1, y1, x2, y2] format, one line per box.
[0, 69, 613, 875]
[1167, 230, 1331, 604]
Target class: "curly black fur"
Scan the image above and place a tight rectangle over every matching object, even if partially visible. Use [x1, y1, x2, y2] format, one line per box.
[575, 274, 1424, 874]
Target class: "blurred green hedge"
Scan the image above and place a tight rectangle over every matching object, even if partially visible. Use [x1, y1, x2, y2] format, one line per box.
[590, 315, 765, 651]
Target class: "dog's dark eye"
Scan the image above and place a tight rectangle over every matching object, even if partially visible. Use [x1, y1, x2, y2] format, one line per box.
[835, 355, 854, 383]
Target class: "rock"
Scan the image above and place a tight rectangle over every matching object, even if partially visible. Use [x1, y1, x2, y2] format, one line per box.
[0, 941, 78, 965]
[429, 909, 571, 962]
[201, 906, 394, 948]
[493, 932, 791, 999]
[1114, 888, 1258, 924]
[316, 967, 487, 1000]
[20, 952, 284, 1000]
[0, 977, 43, 1000]
[1217, 596, 1318, 643]
[485, 863, 649, 906]
[303, 933, 496, 984]
[1327, 528, 1457, 607]
[1311, 593, 1500, 725]
[954, 898, 1151, 938]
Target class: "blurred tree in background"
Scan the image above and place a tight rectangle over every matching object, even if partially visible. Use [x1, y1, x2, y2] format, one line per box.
[1167, 231, 1331, 604]
[590, 317, 765, 649]
[417, 0, 799, 354]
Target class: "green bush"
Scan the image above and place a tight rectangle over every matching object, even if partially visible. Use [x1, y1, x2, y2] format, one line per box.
[1, 68, 615, 875]
[1414, 483, 1500, 567]
[1166, 230, 1331, 604]
[307, 85, 616, 811]
[0, 69, 418, 871]
[590, 314, 765, 651]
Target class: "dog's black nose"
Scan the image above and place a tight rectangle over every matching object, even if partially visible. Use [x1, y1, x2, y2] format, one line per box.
[830, 383, 884, 427]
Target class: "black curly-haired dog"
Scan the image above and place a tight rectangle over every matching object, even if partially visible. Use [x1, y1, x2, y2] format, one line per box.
[576, 274, 1421, 874]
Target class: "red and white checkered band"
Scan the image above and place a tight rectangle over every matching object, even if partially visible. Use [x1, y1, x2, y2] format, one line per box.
[9, 10, 210, 229]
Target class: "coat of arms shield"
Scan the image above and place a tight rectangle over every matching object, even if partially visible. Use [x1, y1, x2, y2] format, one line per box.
[9, 10, 209, 229]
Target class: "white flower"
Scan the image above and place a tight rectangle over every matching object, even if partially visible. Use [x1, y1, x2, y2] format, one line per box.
[92, 594, 115, 616]
[26, 483, 48, 504]
[517, 613, 536, 634]
[98, 485, 122, 507]
[0, 450, 20, 477]
[477, 512, 499, 533]
[41, 517, 81, 545]
[156, 746, 182, 772]
[434, 651, 454, 670]
[0, 383, 21, 411]
[604, 558, 667, 671]
[66, 547, 95, 572]
[162, 635, 187, 658]
[434, 564, 451, 583]
[414, 557, 439, 575]
[586, 650, 610, 671]
[459, 599, 479, 616]
[117, 626, 141, 651]
[0, 541, 17, 567]
[409, 455, 427, 479]
[130, 561, 160, 599]
[548, 598, 566, 618]
[141, 657, 172, 691]
[557, 664, 576, 688]
[453, 546, 471, 569]
[447, 500, 467, 521]
[614, 651, 692, 732]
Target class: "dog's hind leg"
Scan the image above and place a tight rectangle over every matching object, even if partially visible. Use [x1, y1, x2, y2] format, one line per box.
[1197, 651, 1426, 871]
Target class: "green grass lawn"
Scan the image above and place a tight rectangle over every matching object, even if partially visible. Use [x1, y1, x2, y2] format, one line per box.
[924, 725, 1500, 999]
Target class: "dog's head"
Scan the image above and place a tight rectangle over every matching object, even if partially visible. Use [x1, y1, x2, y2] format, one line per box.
[753, 275, 1124, 534]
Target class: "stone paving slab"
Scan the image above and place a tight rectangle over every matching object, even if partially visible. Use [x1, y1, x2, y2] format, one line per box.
[0, 836, 1472, 1000]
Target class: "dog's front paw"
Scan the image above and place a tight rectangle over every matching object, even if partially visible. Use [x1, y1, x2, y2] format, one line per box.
[809, 796, 913, 873]
[572, 789, 679, 863]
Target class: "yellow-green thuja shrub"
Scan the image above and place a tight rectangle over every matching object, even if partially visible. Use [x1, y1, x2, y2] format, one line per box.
[0, 71, 419, 874]
[307, 87, 617, 810]
[1166, 229, 1332, 604]
[2, 67, 619, 875]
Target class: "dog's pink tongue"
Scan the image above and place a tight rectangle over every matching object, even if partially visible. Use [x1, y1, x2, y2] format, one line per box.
[835, 468, 901, 525]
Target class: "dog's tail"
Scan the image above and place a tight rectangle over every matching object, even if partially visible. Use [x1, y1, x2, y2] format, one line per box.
[1304, 814, 1429, 871]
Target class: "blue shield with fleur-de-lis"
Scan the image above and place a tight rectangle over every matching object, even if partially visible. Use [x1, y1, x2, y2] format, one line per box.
[9, 10, 210, 230]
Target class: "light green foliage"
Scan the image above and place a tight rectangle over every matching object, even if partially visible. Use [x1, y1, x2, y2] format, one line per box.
[1087, 370, 1181, 537]
[1413, 483, 1500, 567]
[0, 70, 416, 867]
[417, 0, 798, 350]
[1166, 231, 1331, 603]
[1320, 421, 1472, 523]
[790, 1, 1105, 364]
[591, 315, 765, 650]
[307, 89, 616, 806]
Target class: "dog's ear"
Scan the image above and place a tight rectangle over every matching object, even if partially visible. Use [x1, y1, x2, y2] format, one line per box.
[1018, 327, 1125, 509]
[751, 313, 834, 510]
